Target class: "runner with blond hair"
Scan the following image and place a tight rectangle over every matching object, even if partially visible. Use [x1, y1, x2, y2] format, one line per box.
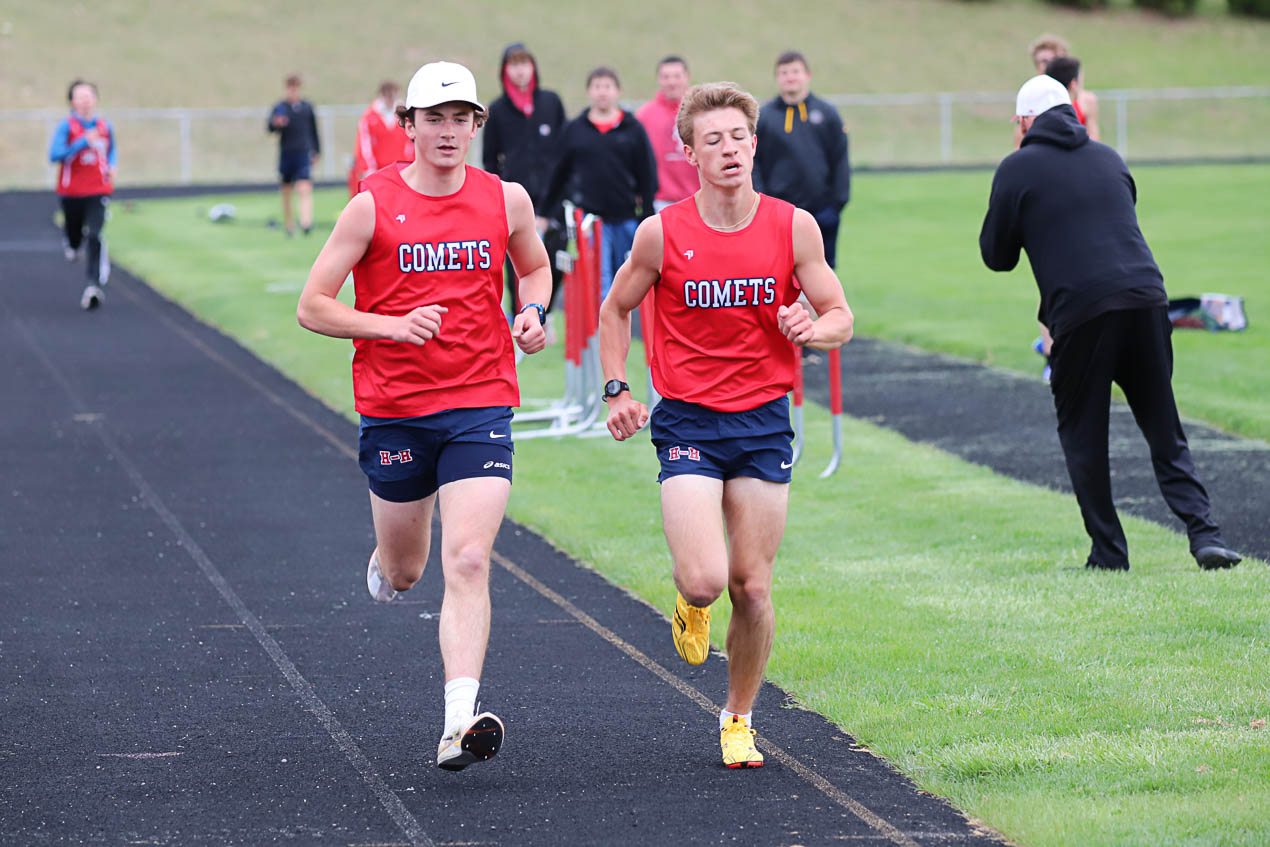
[600, 81, 853, 768]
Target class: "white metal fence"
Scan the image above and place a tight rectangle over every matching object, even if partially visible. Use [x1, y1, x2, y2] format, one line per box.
[3, 86, 1267, 189]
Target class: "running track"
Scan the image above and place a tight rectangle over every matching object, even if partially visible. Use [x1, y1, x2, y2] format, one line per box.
[0, 191, 1001, 845]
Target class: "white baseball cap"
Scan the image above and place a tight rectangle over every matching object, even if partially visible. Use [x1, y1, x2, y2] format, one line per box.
[1014, 74, 1070, 119]
[405, 61, 484, 113]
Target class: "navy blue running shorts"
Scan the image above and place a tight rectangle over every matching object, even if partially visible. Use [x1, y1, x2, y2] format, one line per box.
[358, 406, 514, 502]
[279, 150, 312, 184]
[649, 396, 794, 484]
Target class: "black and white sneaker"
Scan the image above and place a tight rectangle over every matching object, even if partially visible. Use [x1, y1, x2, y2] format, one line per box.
[436, 712, 504, 771]
[80, 284, 104, 310]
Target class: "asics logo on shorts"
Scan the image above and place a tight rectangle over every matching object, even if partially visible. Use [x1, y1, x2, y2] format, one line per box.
[668, 446, 700, 461]
[483, 460, 511, 470]
[380, 449, 414, 465]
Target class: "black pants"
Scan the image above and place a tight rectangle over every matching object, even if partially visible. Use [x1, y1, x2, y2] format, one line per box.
[61, 194, 108, 284]
[818, 216, 839, 269]
[1049, 306, 1223, 566]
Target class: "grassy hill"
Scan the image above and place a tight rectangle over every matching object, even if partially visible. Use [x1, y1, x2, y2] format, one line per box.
[4, 0, 1268, 112]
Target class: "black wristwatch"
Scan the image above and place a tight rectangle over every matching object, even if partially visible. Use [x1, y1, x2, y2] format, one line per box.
[603, 379, 630, 402]
[519, 302, 546, 326]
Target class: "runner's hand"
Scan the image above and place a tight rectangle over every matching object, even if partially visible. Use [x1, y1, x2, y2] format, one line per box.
[606, 394, 649, 441]
[389, 305, 447, 345]
[778, 303, 815, 346]
[512, 310, 546, 354]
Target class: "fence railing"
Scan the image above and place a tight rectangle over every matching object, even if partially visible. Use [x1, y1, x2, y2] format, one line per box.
[3, 86, 1267, 189]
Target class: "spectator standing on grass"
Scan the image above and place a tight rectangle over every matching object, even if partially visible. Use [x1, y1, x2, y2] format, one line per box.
[268, 73, 320, 236]
[49, 79, 114, 311]
[348, 80, 413, 197]
[600, 82, 853, 769]
[297, 61, 552, 772]
[483, 42, 568, 323]
[542, 67, 657, 299]
[980, 75, 1241, 574]
[753, 50, 850, 268]
[635, 55, 699, 211]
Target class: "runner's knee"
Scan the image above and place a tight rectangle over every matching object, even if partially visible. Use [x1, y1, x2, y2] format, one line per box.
[379, 552, 426, 591]
[445, 543, 490, 587]
[677, 570, 727, 607]
[728, 573, 772, 614]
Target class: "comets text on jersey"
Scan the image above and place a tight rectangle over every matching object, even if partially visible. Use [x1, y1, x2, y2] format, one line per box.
[682, 277, 777, 309]
[397, 239, 493, 274]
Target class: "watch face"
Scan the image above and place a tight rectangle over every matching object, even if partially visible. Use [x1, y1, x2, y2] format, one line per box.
[604, 380, 625, 397]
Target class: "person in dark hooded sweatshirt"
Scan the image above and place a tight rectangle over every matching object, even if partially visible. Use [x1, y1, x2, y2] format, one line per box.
[980, 75, 1241, 574]
[483, 43, 568, 318]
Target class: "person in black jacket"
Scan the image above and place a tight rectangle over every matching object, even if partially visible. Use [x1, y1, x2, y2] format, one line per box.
[980, 75, 1241, 573]
[753, 51, 850, 267]
[483, 44, 568, 317]
[541, 67, 657, 299]
[267, 74, 320, 236]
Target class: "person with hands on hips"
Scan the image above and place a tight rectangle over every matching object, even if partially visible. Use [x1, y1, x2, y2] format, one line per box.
[296, 61, 550, 775]
[599, 82, 852, 769]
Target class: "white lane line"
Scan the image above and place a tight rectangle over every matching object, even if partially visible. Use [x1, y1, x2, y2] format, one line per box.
[7, 311, 435, 847]
[491, 552, 922, 847]
[97, 752, 184, 759]
[107, 273, 928, 847]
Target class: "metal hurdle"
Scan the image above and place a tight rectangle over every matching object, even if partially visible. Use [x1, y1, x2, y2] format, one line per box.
[789, 347, 845, 477]
[512, 206, 605, 439]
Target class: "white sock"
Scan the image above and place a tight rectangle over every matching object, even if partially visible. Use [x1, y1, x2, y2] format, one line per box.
[444, 677, 480, 734]
[719, 709, 753, 731]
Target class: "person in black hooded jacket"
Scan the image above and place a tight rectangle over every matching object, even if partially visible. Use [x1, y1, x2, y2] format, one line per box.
[483, 43, 568, 316]
[980, 74, 1241, 573]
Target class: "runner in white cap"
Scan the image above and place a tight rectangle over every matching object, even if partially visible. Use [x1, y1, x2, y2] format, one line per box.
[297, 60, 552, 771]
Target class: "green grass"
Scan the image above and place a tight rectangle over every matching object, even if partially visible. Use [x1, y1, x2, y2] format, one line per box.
[106, 184, 1268, 847]
[4, 0, 1269, 184]
[840, 163, 1270, 440]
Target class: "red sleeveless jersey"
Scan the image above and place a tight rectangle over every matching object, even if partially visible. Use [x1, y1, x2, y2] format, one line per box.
[58, 116, 113, 197]
[351, 163, 517, 417]
[652, 195, 799, 412]
[1072, 98, 1087, 127]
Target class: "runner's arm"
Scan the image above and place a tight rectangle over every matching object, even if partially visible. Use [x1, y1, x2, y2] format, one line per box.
[504, 181, 550, 354]
[296, 192, 447, 345]
[786, 209, 853, 349]
[599, 216, 661, 439]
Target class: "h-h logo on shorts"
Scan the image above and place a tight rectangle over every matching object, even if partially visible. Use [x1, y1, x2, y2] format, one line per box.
[380, 449, 413, 465]
[668, 446, 700, 461]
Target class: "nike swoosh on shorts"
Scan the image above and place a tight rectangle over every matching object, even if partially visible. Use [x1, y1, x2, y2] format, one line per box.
[490, 431, 508, 439]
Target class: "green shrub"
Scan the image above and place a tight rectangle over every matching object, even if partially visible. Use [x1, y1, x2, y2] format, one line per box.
[1134, 0, 1197, 14]
[1228, 0, 1270, 17]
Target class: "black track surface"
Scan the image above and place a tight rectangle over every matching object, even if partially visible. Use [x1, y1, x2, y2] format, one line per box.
[1, 191, 1001, 846]
[800, 342, 1268, 563]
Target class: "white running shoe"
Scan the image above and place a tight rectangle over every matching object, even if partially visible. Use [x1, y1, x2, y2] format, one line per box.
[63, 244, 77, 262]
[80, 284, 103, 310]
[366, 550, 399, 602]
[437, 712, 504, 771]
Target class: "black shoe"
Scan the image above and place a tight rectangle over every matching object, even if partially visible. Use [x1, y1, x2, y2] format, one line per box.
[1085, 558, 1129, 571]
[1194, 546, 1241, 570]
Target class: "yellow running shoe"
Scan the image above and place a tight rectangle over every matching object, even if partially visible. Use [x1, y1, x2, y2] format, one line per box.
[671, 592, 711, 665]
[720, 716, 764, 768]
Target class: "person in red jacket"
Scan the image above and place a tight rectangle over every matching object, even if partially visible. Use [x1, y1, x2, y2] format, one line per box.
[600, 82, 853, 769]
[348, 81, 414, 197]
[48, 79, 115, 310]
[635, 56, 699, 211]
[297, 61, 551, 773]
